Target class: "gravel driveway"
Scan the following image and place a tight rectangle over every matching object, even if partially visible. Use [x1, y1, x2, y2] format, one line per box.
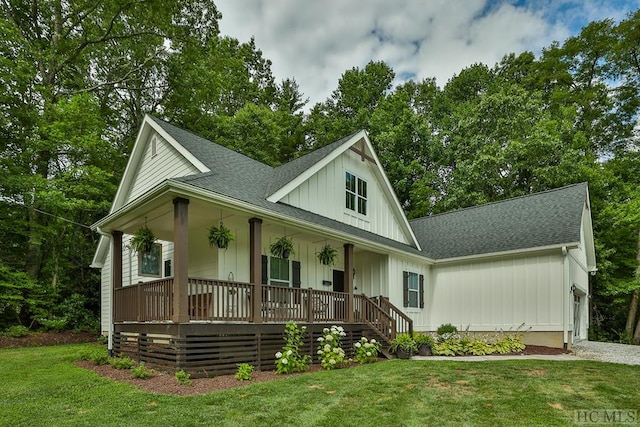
[572, 340, 640, 365]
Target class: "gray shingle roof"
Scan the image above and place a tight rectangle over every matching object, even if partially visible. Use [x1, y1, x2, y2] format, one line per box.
[409, 183, 588, 259]
[149, 117, 424, 256]
[150, 116, 588, 261]
[266, 131, 360, 197]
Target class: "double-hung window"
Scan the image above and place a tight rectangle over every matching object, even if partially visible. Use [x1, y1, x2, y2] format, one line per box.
[269, 256, 290, 287]
[403, 271, 424, 309]
[345, 172, 367, 215]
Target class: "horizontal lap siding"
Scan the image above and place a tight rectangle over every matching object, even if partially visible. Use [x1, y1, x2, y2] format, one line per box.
[125, 134, 200, 204]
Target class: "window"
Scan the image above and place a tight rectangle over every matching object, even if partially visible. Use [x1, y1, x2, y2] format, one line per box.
[139, 243, 162, 277]
[403, 271, 424, 308]
[345, 172, 367, 215]
[407, 273, 419, 308]
[150, 135, 158, 157]
[269, 256, 290, 286]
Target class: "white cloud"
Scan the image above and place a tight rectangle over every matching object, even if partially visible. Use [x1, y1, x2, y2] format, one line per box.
[215, 0, 640, 109]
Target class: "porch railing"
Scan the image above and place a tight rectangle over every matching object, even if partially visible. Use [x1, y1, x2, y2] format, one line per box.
[373, 296, 413, 336]
[114, 278, 174, 322]
[114, 277, 356, 324]
[113, 278, 413, 341]
[355, 294, 397, 344]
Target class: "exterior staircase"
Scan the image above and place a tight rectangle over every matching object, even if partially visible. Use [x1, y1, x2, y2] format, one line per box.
[358, 295, 413, 359]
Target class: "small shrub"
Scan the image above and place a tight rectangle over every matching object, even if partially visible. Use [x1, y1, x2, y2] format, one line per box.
[78, 349, 110, 365]
[96, 334, 108, 345]
[38, 316, 68, 332]
[316, 325, 347, 370]
[110, 355, 136, 370]
[275, 322, 311, 374]
[437, 323, 458, 335]
[3, 325, 31, 338]
[352, 337, 380, 364]
[235, 363, 254, 381]
[131, 362, 154, 379]
[175, 370, 191, 386]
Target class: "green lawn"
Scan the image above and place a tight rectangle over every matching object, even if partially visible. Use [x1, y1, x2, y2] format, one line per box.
[1, 344, 639, 427]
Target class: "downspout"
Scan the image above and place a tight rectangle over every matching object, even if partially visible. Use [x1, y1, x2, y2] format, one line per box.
[96, 227, 114, 357]
[562, 246, 570, 349]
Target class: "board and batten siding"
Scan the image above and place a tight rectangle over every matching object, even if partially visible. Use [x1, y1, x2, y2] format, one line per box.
[386, 255, 429, 321]
[124, 133, 200, 204]
[423, 254, 565, 332]
[280, 149, 410, 244]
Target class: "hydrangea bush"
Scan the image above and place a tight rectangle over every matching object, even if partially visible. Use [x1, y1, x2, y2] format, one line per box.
[352, 337, 380, 364]
[275, 322, 311, 374]
[316, 325, 347, 370]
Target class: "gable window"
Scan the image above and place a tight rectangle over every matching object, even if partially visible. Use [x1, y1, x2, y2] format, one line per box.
[346, 172, 367, 215]
[139, 243, 162, 277]
[150, 135, 158, 158]
[403, 271, 424, 309]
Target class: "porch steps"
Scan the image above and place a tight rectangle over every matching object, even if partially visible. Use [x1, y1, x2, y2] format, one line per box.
[362, 327, 394, 359]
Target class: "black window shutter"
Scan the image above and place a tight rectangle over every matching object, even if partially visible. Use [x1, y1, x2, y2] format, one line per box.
[292, 261, 301, 288]
[261, 255, 268, 284]
[403, 271, 409, 307]
[419, 274, 425, 308]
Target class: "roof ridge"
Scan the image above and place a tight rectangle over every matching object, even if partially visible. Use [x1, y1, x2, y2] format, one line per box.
[274, 129, 362, 171]
[148, 115, 273, 170]
[410, 182, 587, 223]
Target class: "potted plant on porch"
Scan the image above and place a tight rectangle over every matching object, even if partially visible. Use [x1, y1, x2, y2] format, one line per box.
[390, 333, 418, 359]
[270, 236, 295, 259]
[130, 225, 156, 254]
[208, 221, 234, 249]
[317, 244, 338, 266]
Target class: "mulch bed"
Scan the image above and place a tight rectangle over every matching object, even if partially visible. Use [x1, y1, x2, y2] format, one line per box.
[0, 331, 96, 349]
[1, 332, 571, 396]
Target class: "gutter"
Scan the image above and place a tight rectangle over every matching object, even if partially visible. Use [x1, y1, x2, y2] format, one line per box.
[562, 246, 570, 349]
[94, 179, 435, 264]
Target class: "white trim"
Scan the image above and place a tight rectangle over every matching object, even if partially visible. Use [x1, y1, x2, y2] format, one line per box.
[433, 242, 580, 265]
[92, 179, 435, 265]
[267, 131, 421, 250]
[109, 115, 209, 216]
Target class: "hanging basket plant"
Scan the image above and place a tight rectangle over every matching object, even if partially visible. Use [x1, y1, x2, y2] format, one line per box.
[208, 221, 234, 249]
[317, 244, 338, 266]
[130, 225, 156, 254]
[270, 236, 295, 259]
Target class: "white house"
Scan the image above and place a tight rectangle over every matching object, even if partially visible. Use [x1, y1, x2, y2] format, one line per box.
[90, 115, 596, 372]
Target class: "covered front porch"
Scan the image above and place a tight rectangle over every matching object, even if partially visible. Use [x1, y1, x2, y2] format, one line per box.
[111, 277, 411, 374]
[101, 189, 412, 371]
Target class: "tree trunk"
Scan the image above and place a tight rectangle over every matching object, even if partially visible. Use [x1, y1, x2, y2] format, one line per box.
[626, 289, 639, 338]
[634, 306, 640, 344]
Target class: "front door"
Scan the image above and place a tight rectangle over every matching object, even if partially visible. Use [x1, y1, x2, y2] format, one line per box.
[333, 270, 345, 318]
[333, 270, 344, 293]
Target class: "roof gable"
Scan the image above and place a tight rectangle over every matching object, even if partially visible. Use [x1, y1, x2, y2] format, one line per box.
[266, 131, 420, 249]
[110, 115, 210, 213]
[410, 183, 590, 260]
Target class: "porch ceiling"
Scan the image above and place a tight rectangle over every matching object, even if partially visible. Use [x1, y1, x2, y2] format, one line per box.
[98, 189, 354, 250]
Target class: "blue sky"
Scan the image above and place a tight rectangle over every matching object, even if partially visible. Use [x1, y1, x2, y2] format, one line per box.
[215, 0, 640, 108]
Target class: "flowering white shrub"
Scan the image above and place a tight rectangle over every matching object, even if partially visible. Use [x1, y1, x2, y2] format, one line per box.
[317, 325, 347, 370]
[275, 322, 311, 374]
[353, 337, 380, 364]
